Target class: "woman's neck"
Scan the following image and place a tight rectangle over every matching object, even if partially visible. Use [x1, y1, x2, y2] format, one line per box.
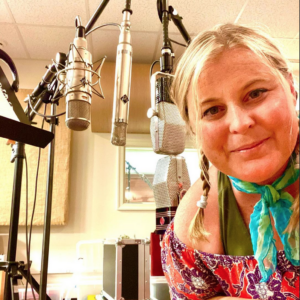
[256, 160, 289, 185]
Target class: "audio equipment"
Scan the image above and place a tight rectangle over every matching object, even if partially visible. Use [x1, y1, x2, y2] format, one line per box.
[102, 239, 150, 300]
[111, 6, 133, 146]
[153, 155, 190, 235]
[65, 18, 92, 131]
[148, 72, 186, 155]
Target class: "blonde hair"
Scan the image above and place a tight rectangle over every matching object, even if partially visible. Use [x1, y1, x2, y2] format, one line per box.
[170, 23, 299, 244]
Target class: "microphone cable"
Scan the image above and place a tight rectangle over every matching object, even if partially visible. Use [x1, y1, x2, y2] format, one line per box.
[85, 23, 121, 36]
[149, 60, 160, 81]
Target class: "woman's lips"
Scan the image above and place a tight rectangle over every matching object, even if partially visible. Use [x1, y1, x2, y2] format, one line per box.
[232, 138, 269, 152]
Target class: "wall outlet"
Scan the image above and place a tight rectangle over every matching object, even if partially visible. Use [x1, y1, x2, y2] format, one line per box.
[0, 254, 5, 261]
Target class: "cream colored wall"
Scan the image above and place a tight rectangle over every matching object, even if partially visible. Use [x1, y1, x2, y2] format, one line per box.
[0, 128, 155, 274]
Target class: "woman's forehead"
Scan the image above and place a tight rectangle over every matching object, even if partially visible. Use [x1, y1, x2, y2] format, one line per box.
[197, 47, 277, 92]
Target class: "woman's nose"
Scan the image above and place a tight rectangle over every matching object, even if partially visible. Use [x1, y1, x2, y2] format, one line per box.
[227, 106, 255, 134]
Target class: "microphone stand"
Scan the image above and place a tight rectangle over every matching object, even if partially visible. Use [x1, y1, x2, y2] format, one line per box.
[1, 94, 56, 300]
[85, 0, 111, 34]
[3, 101, 59, 300]
[169, 6, 191, 46]
[37, 1, 114, 299]
[41, 1, 113, 297]
[39, 103, 58, 300]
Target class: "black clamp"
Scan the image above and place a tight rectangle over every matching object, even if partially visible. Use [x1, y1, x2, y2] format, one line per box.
[122, 0, 132, 14]
[45, 116, 59, 126]
[10, 142, 25, 163]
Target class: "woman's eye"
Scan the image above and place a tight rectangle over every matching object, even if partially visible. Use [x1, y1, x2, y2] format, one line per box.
[203, 106, 221, 117]
[248, 88, 268, 99]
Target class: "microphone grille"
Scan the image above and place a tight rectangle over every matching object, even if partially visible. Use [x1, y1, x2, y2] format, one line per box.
[111, 122, 127, 146]
[150, 102, 186, 155]
[66, 100, 90, 131]
[153, 156, 190, 209]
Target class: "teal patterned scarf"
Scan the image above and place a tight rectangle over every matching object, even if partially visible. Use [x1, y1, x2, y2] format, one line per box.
[229, 159, 299, 282]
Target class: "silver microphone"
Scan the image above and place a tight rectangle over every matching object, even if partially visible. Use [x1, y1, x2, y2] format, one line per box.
[111, 10, 133, 146]
[153, 155, 190, 235]
[147, 72, 186, 155]
[65, 18, 92, 131]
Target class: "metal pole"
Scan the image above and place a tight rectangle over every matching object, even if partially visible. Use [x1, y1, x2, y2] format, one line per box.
[85, 0, 110, 33]
[39, 103, 57, 300]
[4, 142, 25, 300]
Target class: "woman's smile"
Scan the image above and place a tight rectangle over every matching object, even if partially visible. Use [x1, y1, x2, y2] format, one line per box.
[230, 137, 270, 154]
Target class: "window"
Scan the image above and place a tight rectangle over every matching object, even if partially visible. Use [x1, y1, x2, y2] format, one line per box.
[117, 134, 198, 211]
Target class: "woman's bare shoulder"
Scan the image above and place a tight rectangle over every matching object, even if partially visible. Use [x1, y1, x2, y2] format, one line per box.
[174, 166, 223, 253]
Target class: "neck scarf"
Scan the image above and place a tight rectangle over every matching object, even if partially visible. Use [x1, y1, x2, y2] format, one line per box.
[229, 159, 299, 282]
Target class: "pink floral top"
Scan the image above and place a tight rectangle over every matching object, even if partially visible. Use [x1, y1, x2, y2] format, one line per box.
[161, 221, 299, 300]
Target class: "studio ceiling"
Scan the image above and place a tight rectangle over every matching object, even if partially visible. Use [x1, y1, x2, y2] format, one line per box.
[0, 0, 299, 68]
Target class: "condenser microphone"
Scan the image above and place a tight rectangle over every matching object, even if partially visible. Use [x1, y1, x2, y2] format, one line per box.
[153, 155, 190, 235]
[65, 17, 93, 131]
[147, 72, 186, 155]
[111, 9, 133, 146]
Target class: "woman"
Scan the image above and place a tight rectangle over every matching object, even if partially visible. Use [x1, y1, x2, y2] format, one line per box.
[161, 23, 299, 300]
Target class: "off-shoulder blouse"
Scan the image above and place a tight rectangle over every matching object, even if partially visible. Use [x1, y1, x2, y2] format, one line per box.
[161, 221, 299, 299]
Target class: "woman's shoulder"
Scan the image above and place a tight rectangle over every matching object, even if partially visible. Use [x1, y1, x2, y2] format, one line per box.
[174, 166, 224, 253]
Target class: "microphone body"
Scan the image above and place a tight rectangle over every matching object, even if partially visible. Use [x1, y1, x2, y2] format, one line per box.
[148, 72, 186, 155]
[111, 11, 132, 146]
[65, 33, 92, 131]
[24, 52, 66, 117]
[153, 155, 190, 235]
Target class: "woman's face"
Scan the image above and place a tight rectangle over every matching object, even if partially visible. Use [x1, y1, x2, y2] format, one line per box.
[188, 47, 298, 184]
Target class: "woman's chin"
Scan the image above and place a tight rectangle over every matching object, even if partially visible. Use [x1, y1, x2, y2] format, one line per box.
[227, 161, 289, 185]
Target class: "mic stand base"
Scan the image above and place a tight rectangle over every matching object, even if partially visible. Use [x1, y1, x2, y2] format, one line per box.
[0, 261, 51, 300]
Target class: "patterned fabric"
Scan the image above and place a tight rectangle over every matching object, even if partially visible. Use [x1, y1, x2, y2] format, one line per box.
[228, 159, 299, 282]
[162, 221, 300, 300]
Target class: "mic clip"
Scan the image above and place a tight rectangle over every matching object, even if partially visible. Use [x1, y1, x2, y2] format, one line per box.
[45, 116, 59, 125]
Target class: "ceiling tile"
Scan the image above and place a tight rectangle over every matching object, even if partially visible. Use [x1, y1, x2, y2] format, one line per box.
[88, 0, 161, 32]
[276, 38, 299, 61]
[91, 29, 158, 64]
[0, 24, 28, 58]
[0, 0, 14, 23]
[18, 25, 76, 60]
[6, 0, 88, 27]
[131, 31, 159, 64]
[238, 0, 299, 38]
[91, 29, 120, 63]
[165, 0, 246, 35]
